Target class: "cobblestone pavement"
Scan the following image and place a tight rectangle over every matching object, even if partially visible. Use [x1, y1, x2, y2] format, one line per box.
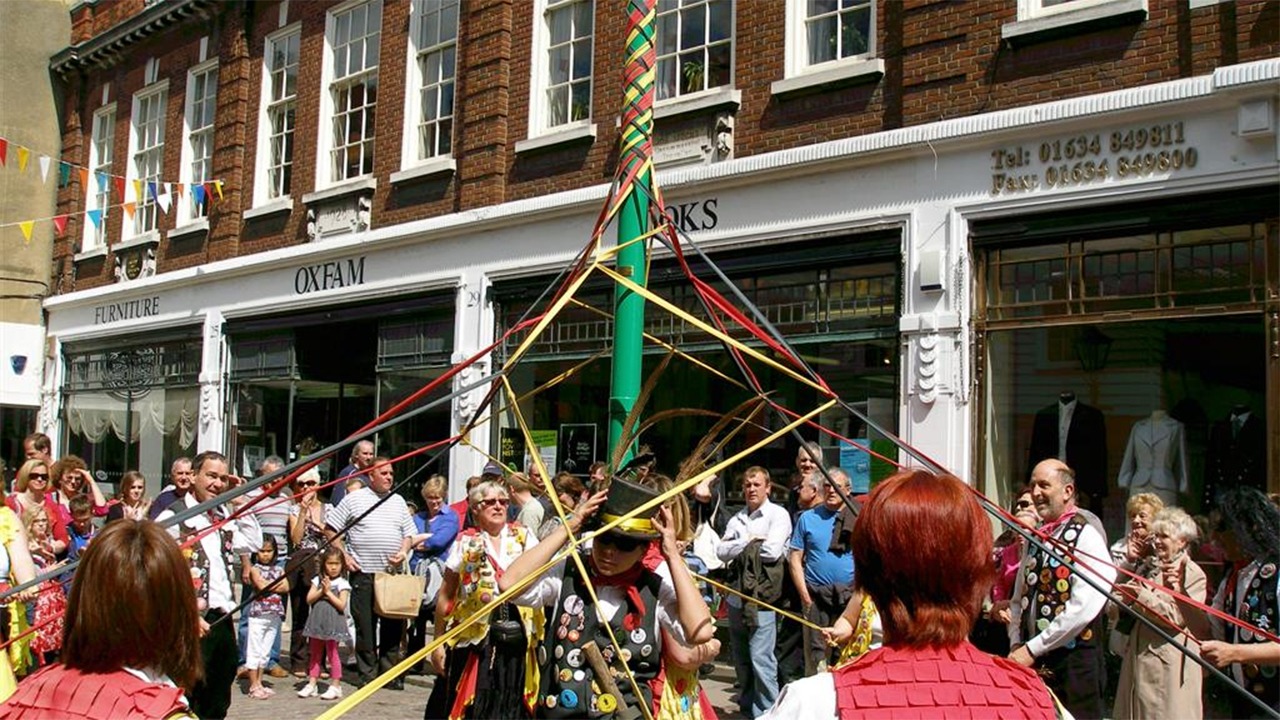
[227, 627, 748, 720]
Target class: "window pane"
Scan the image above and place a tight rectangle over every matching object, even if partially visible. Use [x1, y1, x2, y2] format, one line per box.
[807, 15, 836, 64]
[575, 1, 593, 33]
[550, 6, 571, 44]
[707, 41, 731, 88]
[549, 45, 570, 84]
[572, 38, 592, 80]
[709, 0, 731, 42]
[680, 6, 705, 50]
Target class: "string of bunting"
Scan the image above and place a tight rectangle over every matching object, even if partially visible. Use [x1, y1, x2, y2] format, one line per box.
[0, 135, 224, 243]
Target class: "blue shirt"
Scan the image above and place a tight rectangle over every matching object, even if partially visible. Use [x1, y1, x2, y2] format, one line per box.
[410, 504, 461, 572]
[789, 505, 854, 587]
[329, 464, 368, 505]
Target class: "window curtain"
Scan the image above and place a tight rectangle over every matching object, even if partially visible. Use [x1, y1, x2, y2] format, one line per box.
[65, 387, 198, 449]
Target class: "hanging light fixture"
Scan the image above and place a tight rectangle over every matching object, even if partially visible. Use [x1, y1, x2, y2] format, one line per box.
[1074, 325, 1114, 373]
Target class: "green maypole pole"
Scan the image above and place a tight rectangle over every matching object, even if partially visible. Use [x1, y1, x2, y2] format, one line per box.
[608, 0, 656, 470]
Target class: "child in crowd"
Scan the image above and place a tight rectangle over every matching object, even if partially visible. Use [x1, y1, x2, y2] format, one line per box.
[22, 505, 65, 666]
[245, 537, 290, 700]
[298, 546, 351, 701]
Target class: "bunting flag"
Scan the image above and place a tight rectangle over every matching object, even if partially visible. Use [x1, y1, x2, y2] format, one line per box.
[18, 221, 34, 244]
[39, 156, 51, 184]
[86, 209, 102, 229]
[97, 172, 109, 195]
[57, 162, 70, 187]
[192, 184, 206, 207]
[113, 176, 126, 200]
[122, 201, 136, 220]
[157, 184, 172, 214]
[132, 179, 143, 202]
[0, 137, 7, 166]
[174, 182, 184, 198]
[147, 181, 158, 203]
[51, 215, 68, 235]
[78, 167, 89, 189]
[16, 147, 29, 172]
[214, 180, 224, 200]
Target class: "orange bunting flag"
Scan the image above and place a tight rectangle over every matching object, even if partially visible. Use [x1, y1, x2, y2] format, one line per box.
[78, 167, 89, 188]
[17, 146, 30, 172]
[123, 201, 137, 220]
[175, 182, 184, 198]
[52, 215, 69, 235]
[18, 221, 34, 244]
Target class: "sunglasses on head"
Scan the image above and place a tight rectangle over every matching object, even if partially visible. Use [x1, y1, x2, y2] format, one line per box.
[479, 497, 509, 509]
[596, 532, 646, 553]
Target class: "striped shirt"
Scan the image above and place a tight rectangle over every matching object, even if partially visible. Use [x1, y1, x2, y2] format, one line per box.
[247, 489, 293, 558]
[325, 488, 415, 573]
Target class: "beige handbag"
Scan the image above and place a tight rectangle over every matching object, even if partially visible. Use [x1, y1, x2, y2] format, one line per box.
[373, 560, 425, 620]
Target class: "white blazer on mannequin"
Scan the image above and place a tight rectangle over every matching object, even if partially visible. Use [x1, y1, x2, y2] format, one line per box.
[1117, 412, 1189, 495]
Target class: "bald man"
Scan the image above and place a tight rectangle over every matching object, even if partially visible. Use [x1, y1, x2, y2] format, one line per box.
[1009, 459, 1116, 719]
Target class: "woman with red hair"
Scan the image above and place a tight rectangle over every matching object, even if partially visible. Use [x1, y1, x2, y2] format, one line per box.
[763, 469, 1063, 719]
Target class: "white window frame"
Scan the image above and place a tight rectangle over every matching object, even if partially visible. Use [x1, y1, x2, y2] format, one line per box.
[254, 24, 301, 208]
[178, 58, 218, 225]
[784, 0, 876, 78]
[316, 0, 382, 190]
[1017, 0, 1129, 21]
[655, 0, 734, 103]
[125, 80, 168, 240]
[528, 0, 595, 137]
[401, 0, 459, 171]
[82, 103, 116, 253]
[1004, 0, 1148, 42]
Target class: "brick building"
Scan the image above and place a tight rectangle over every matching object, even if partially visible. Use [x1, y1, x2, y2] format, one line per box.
[40, 0, 1279, 516]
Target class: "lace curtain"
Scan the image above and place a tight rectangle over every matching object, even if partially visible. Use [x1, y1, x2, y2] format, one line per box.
[65, 387, 198, 450]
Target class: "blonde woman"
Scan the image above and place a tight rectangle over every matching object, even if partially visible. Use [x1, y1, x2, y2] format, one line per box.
[106, 471, 151, 522]
[6, 460, 67, 556]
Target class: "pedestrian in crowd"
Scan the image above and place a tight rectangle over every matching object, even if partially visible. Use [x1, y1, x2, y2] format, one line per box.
[789, 467, 857, 674]
[325, 457, 415, 690]
[501, 476, 716, 719]
[48, 456, 108, 520]
[297, 545, 351, 701]
[149, 457, 194, 520]
[154, 450, 262, 720]
[7, 460, 68, 554]
[1184, 487, 1280, 718]
[588, 460, 608, 488]
[406, 475, 460, 662]
[0, 496, 38, 700]
[1112, 507, 1205, 720]
[19, 434, 51, 467]
[449, 474, 485, 532]
[22, 504, 65, 667]
[763, 469, 1061, 719]
[777, 443, 823, 688]
[238, 456, 291, 679]
[64, 494, 95, 564]
[1009, 458, 1116, 720]
[426, 480, 541, 719]
[717, 466, 791, 718]
[537, 472, 587, 540]
[331, 440, 375, 505]
[244, 536, 290, 700]
[0, 520, 202, 719]
[1107, 492, 1166, 657]
[972, 486, 1039, 656]
[106, 470, 151, 522]
[508, 471, 547, 531]
[286, 466, 328, 677]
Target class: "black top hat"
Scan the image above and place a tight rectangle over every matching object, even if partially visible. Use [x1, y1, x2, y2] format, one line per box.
[596, 476, 661, 540]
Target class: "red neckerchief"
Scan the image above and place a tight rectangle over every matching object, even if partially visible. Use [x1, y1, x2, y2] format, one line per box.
[1039, 505, 1078, 539]
[589, 556, 647, 631]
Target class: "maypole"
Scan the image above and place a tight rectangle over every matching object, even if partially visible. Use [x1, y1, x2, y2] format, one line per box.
[608, 0, 657, 467]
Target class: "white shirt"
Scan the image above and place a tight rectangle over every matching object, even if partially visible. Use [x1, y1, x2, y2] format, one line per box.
[716, 498, 792, 564]
[445, 524, 539, 573]
[512, 557, 689, 646]
[1009, 510, 1116, 657]
[1058, 399, 1076, 461]
[156, 494, 262, 614]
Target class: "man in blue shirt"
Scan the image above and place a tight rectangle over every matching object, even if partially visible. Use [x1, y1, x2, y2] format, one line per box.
[789, 467, 855, 674]
[330, 440, 375, 505]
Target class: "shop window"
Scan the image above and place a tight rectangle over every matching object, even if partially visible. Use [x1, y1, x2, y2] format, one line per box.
[62, 339, 201, 489]
[655, 0, 733, 101]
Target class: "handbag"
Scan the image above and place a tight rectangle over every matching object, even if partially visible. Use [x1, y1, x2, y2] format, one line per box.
[413, 556, 445, 607]
[374, 560, 426, 620]
[690, 489, 724, 571]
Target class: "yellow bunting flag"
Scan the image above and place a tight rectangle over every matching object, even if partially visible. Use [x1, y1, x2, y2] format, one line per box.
[18, 221, 34, 244]
[132, 179, 143, 201]
[17, 147, 29, 172]
[214, 180, 224, 200]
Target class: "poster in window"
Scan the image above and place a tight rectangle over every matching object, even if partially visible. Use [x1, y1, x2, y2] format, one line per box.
[838, 441, 872, 494]
[527, 429, 558, 477]
[499, 428, 526, 471]
[558, 424, 597, 476]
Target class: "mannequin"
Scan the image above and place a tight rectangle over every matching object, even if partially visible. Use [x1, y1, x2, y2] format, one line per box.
[1204, 403, 1265, 509]
[1028, 391, 1108, 515]
[1117, 409, 1188, 507]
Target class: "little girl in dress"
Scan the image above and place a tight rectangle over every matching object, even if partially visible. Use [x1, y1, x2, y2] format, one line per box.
[22, 506, 64, 667]
[297, 546, 351, 701]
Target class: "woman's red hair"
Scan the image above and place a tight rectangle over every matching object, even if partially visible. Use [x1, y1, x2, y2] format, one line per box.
[851, 469, 994, 647]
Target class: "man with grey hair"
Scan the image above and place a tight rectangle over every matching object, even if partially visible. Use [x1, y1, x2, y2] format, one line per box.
[332, 439, 375, 505]
[789, 466, 857, 673]
[149, 456, 194, 520]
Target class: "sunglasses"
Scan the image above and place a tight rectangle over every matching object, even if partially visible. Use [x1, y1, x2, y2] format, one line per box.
[297, 481, 318, 488]
[596, 532, 646, 553]
[1014, 500, 1034, 510]
[478, 498, 509, 509]
[28, 473, 49, 481]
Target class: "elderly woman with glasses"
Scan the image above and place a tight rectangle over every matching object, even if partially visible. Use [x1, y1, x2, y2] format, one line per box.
[499, 476, 716, 719]
[286, 466, 330, 676]
[426, 479, 545, 719]
[972, 486, 1040, 655]
[6, 460, 68, 556]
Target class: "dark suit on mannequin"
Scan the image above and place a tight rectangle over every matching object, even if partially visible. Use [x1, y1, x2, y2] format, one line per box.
[1028, 395, 1108, 514]
[1204, 408, 1265, 509]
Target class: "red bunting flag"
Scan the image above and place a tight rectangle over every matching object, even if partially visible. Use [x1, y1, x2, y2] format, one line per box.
[52, 215, 69, 235]
[0, 137, 7, 166]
